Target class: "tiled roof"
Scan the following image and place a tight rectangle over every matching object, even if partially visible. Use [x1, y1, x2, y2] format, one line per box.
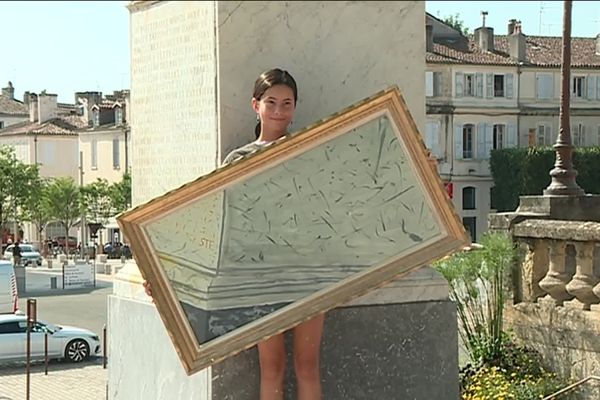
[427, 34, 600, 68]
[0, 95, 28, 115]
[0, 115, 87, 136]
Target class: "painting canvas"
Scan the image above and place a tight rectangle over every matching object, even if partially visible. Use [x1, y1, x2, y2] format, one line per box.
[117, 86, 469, 374]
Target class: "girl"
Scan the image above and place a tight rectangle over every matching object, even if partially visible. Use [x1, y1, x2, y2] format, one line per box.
[145, 68, 324, 400]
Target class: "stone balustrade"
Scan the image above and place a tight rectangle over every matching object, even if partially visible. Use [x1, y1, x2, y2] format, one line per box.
[511, 220, 600, 310]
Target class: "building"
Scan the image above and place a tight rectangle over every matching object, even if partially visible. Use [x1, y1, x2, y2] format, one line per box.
[425, 14, 600, 241]
[0, 82, 29, 129]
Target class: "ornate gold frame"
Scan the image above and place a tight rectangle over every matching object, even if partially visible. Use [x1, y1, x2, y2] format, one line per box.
[117, 87, 469, 374]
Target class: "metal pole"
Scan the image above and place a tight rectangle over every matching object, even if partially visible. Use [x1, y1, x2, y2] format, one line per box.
[44, 332, 49, 375]
[62, 261, 65, 289]
[79, 151, 86, 259]
[543, 0, 585, 196]
[26, 298, 37, 400]
[103, 324, 107, 369]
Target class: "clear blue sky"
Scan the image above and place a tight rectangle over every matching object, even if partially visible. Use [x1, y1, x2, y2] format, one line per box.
[1, 1, 598, 104]
[427, 1, 600, 37]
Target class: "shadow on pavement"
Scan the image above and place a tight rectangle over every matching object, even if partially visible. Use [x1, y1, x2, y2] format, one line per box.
[0, 357, 105, 377]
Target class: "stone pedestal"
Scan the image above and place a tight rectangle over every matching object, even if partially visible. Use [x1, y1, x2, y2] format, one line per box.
[108, 1, 459, 399]
[109, 264, 458, 399]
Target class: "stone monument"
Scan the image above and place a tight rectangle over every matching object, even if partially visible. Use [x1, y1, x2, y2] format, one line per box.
[108, 2, 459, 398]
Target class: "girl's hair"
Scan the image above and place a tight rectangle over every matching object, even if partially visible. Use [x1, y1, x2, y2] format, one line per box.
[253, 68, 298, 138]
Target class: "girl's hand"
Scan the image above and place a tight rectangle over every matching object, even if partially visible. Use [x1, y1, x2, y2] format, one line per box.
[143, 280, 155, 303]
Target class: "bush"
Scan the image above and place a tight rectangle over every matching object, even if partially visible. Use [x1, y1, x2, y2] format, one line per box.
[490, 146, 600, 212]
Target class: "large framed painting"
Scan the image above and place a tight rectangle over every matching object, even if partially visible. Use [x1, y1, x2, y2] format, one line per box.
[117, 86, 469, 375]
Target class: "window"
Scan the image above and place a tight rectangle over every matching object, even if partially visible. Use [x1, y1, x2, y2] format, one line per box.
[537, 124, 552, 146]
[91, 139, 98, 169]
[0, 321, 24, 334]
[462, 187, 476, 210]
[494, 75, 505, 97]
[426, 72, 442, 97]
[493, 124, 505, 150]
[93, 110, 100, 127]
[572, 76, 586, 98]
[425, 121, 441, 157]
[463, 124, 474, 159]
[464, 74, 476, 96]
[115, 108, 123, 126]
[536, 73, 554, 99]
[463, 217, 477, 242]
[113, 138, 120, 169]
[0, 121, 4, 129]
[597, 126, 600, 146]
[572, 123, 585, 147]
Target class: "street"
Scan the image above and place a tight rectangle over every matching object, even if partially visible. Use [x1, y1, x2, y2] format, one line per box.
[17, 267, 113, 352]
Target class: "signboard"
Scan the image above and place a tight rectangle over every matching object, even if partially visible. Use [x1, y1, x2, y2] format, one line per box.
[63, 261, 95, 289]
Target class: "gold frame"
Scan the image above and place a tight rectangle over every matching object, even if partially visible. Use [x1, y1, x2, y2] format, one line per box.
[117, 86, 469, 375]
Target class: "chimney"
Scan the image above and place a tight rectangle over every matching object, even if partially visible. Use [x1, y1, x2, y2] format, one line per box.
[37, 92, 58, 123]
[474, 26, 494, 52]
[29, 93, 38, 123]
[508, 19, 517, 35]
[596, 34, 600, 55]
[509, 20, 527, 62]
[1, 81, 15, 99]
[23, 91, 30, 106]
[426, 24, 434, 52]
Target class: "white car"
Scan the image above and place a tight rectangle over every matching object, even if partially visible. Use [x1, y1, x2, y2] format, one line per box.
[3, 244, 43, 267]
[0, 314, 101, 363]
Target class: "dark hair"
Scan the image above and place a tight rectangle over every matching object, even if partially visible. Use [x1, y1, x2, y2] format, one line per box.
[253, 68, 298, 138]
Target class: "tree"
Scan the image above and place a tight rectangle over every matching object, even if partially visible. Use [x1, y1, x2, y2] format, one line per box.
[0, 146, 41, 247]
[81, 178, 115, 225]
[110, 172, 131, 214]
[441, 13, 470, 35]
[21, 175, 52, 254]
[45, 177, 83, 256]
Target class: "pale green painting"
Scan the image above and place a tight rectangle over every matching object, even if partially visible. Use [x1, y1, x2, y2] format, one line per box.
[144, 113, 442, 343]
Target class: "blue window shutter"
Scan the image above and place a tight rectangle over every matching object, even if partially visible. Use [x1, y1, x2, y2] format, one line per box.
[476, 73, 484, 97]
[455, 72, 463, 97]
[507, 124, 517, 148]
[454, 124, 463, 159]
[587, 75, 596, 100]
[506, 74, 514, 99]
[486, 73, 494, 98]
[476, 123, 486, 159]
[485, 124, 494, 157]
[432, 122, 441, 157]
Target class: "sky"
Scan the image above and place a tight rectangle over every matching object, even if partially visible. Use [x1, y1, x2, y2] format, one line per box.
[1, 1, 599, 104]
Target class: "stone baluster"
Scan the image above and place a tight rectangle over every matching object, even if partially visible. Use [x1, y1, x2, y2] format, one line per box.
[519, 238, 549, 302]
[538, 240, 573, 305]
[565, 241, 599, 310]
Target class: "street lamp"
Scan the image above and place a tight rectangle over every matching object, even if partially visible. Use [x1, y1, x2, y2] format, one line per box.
[543, 0, 585, 196]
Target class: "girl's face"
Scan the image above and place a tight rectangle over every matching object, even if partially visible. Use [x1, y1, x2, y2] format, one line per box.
[253, 84, 296, 138]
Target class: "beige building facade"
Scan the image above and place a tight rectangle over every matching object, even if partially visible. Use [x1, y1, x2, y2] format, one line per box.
[426, 14, 600, 241]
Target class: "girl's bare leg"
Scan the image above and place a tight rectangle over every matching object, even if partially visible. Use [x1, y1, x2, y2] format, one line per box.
[293, 314, 325, 400]
[258, 333, 286, 400]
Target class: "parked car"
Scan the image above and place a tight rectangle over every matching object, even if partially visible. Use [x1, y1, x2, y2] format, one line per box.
[0, 314, 100, 363]
[3, 244, 43, 267]
[54, 236, 78, 248]
[0, 261, 19, 314]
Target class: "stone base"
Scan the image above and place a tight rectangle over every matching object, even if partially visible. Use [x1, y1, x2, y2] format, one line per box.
[108, 264, 459, 399]
[212, 300, 458, 400]
[517, 194, 600, 222]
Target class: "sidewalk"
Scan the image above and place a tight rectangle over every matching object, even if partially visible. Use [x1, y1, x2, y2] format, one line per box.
[0, 359, 107, 400]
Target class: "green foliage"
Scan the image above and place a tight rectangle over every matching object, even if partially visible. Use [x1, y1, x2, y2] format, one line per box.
[45, 177, 83, 254]
[435, 232, 577, 399]
[0, 146, 42, 242]
[81, 178, 115, 224]
[434, 232, 517, 364]
[20, 175, 52, 248]
[110, 171, 131, 214]
[490, 147, 600, 212]
[440, 13, 470, 35]
[462, 363, 577, 400]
